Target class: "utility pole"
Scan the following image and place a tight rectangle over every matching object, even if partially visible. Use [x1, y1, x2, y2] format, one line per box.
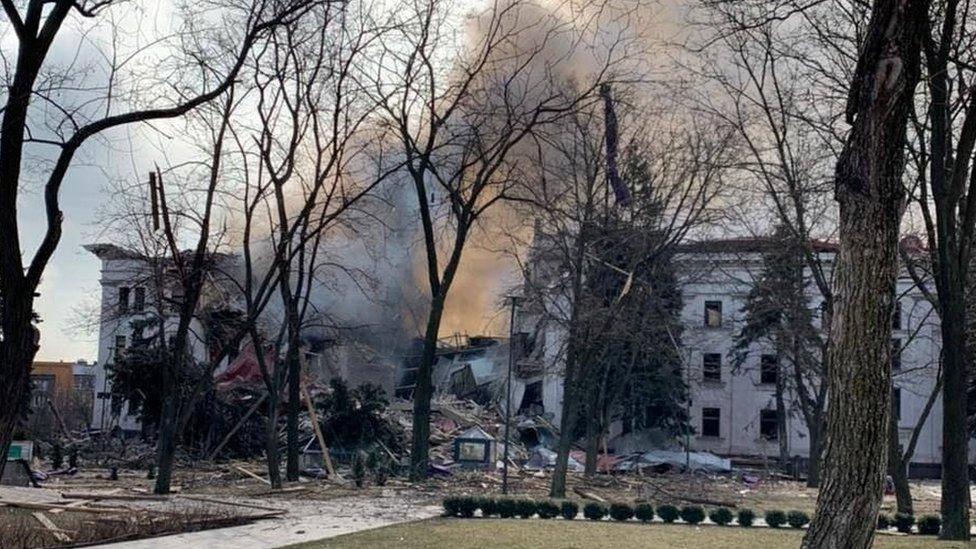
[502, 295, 521, 495]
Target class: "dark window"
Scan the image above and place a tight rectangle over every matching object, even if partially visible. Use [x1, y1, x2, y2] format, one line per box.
[760, 409, 779, 440]
[893, 387, 901, 422]
[891, 339, 902, 371]
[703, 353, 722, 382]
[760, 354, 778, 384]
[114, 335, 126, 360]
[134, 287, 146, 312]
[30, 374, 56, 407]
[701, 407, 721, 437]
[118, 286, 130, 314]
[704, 301, 723, 327]
[892, 300, 901, 330]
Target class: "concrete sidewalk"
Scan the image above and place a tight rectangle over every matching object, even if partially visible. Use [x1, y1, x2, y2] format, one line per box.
[89, 492, 441, 549]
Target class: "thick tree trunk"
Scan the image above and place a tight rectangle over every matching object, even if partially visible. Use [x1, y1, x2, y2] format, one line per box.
[939, 301, 971, 539]
[409, 292, 447, 481]
[0, 295, 38, 480]
[153, 371, 180, 494]
[806, 420, 821, 488]
[887, 413, 913, 515]
[802, 2, 926, 547]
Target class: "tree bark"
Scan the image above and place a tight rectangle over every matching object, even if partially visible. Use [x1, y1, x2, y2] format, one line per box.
[806, 420, 821, 488]
[939, 301, 970, 538]
[584, 406, 599, 477]
[285, 322, 301, 482]
[409, 291, 447, 481]
[887, 412, 913, 515]
[266, 392, 282, 490]
[802, 1, 927, 547]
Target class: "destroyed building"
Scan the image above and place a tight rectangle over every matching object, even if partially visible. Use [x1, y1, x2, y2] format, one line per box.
[85, 243, 399, 435]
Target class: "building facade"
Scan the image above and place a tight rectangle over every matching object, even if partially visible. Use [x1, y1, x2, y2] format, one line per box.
[677, 239, 945, 472]
[514, 235, 951, 474]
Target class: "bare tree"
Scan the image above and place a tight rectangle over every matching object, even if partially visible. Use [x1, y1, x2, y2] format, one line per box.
[800, 1, 929, 546]
[0, 0, 324, 479]
[364, 0, 643, 481]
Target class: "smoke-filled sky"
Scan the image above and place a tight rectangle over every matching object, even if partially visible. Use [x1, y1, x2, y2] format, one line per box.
[16, 0, 687, 362]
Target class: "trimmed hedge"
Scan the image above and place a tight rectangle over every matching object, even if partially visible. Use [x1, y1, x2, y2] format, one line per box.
[877, 513, 891, 530]
[709, 507, 734, 526]
[537, 501, 560, 520]
[680, 506, 705, 525]
[583, 502, 608, 521]
[658, 504, 680, 523]
[609, 503, 635, 522]
[765, 510, 786, 528]
[560, 501, 579, 520]
[635, 503, 654, 523]
[443, 496, 462, 517]
[917, 514, 940, 536]
[478, 497, 499, 518]
[458, 497, 478, 518]
[787, 510, 810, 529]
[515, 500, 537, 519]
[737, 508, 755, 527]
[498, 498, 518, 519]
[894, 512, 915, 534]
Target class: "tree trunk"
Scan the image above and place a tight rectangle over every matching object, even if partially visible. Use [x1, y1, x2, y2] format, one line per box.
[775, 367, 789, 468]
[0, 295, 38, 480]
[584, 407, 599, 477]
[266, 393, 282, 490]
[939, 299, 971, 539]
[285, 325, 301, 482]
[802, 2, 926, 547]
[153, 370, 180, 495]
[887, 412, 913, 515]
[806, 420, 821, 488]
[409, 291, 447, 481]
[549, 363, 581, 498]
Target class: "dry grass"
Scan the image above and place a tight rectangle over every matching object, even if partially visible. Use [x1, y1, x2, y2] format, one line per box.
[0, 505, 253, 548]
[287, 518, 972, 549]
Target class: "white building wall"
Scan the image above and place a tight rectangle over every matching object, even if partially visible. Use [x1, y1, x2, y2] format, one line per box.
[679, 251, 944, 466]
[89, 251, 212, 433]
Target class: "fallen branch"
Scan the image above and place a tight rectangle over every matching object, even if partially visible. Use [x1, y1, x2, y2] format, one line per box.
[234, 466, 271, 485]
[33, 512, 71, 543]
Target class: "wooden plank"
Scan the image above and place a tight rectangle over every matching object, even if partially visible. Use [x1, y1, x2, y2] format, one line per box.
[300, 384, 336, 477]
[208, 393, 267, 460]
[50, 499, 92, 514]
[61, 492, 169, 501]
[234, 466, 271, 485]
[179, 494, 287, 514]
[0, 500, 130, 514]
[573, 487, 606, 502]
[33, 512, 71, 543]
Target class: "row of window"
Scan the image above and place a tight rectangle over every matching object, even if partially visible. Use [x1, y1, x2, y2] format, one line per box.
[700, 407, 781, 439]
[700, 300, 905, 330]
[701, 393, 902, 439]
[118, 286, 146, 314]
[701, 339, 903, 383]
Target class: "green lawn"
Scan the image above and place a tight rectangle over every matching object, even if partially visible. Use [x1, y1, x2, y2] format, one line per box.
[287, 518, 975, 549]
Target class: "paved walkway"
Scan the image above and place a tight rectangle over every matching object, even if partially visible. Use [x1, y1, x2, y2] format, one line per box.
[89, 491, 441, 549]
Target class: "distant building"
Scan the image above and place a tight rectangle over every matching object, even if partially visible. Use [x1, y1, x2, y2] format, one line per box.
[85, 244, 235, 433]
[514, 233, 955, 476]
